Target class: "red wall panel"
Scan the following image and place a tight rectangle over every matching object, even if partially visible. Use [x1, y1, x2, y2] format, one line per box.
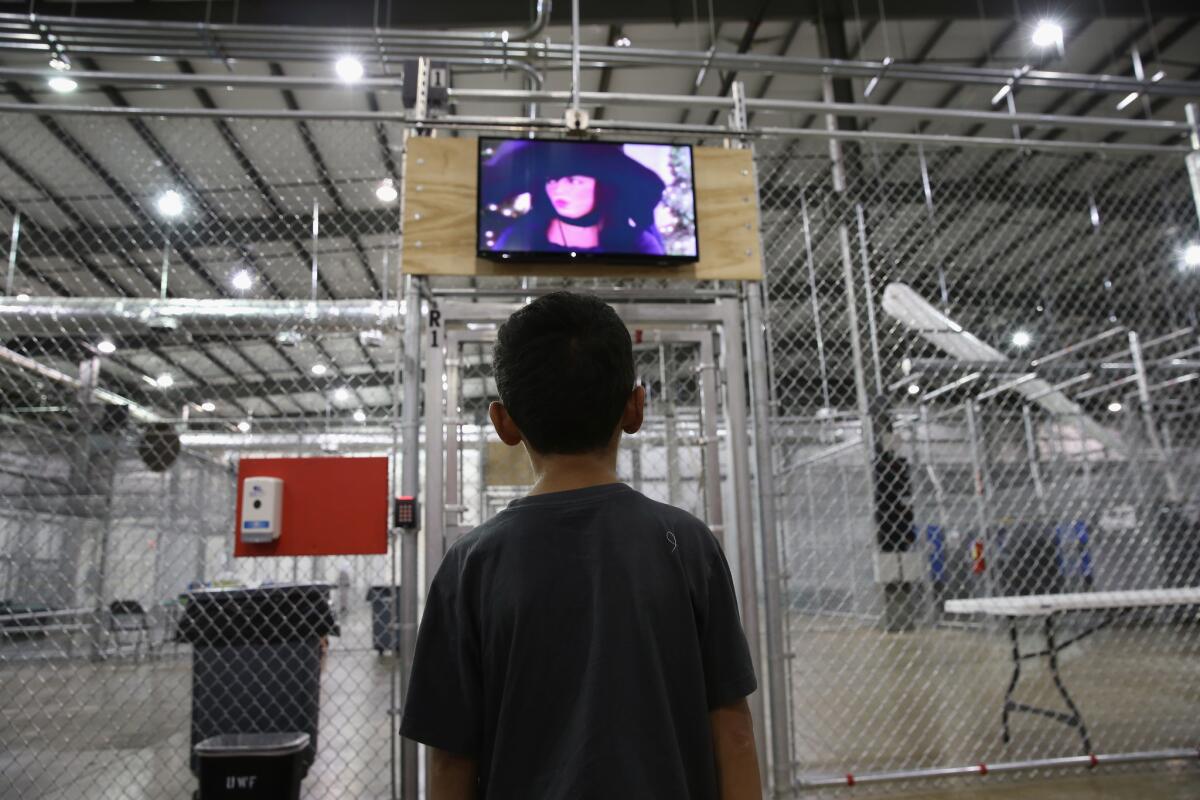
[234, 456, 389, 557]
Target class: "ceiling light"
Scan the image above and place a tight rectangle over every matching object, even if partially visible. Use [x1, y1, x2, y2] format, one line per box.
[1031, 20, 1063, 48]
[353, 409, 367, 423]
[615, 36, 632, 47]
[375, 179, 398, 203]
[1151, 70, 1165, 82]
[96, 339, 116, 355]
[990, 83, 1012, 106]
[906, 384, 921, 396]
[333, 387, 351, 403]
[1183, 242, 1200, 269]
[237, 420, 251, 433]
[1011, 330, 1033, 349]
[154, 373, 174, 389]
[48, 56, 70, 71]
[1107, 401, 1123, 413]
[200, 401, 216, 412]
[335, 56, 364, 82]
[311, 363, 328, 376]
[1115, 92, 1139, 111]
[47, 76, 77, 93]
[231, 269, 254, 291]
[156, 189, 184, 218]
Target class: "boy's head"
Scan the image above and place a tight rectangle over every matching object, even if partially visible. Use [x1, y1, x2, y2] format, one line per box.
[491, 291, 641, 455]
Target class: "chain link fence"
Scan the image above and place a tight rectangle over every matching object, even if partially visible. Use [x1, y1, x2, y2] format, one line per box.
[0, 109, 403, 799]
[758, 137, 1200, 790]
[3, 100, 1199, 799]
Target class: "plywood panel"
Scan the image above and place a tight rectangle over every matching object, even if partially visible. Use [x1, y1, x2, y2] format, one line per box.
[402, 137, 763, 281]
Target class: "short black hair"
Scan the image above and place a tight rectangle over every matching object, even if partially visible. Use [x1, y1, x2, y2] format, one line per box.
[493, 291, 635, 454]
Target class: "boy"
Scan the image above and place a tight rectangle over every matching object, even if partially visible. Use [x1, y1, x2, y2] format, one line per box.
[400, 291, 762, 799]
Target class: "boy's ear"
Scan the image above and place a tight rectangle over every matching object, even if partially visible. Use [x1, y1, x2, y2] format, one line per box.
[489, 401, 524, 447]
[621, 384, 645, 435]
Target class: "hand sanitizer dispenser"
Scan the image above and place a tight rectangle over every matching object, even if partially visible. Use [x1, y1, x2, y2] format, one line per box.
[241, 477, 284, 543]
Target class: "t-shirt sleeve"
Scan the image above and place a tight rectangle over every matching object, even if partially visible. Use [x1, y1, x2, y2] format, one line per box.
[699, 532, 758, 709]
[398, 547, 483, 757]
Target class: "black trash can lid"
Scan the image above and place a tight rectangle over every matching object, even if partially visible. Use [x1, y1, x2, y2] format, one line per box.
[195, 732, 311, 758]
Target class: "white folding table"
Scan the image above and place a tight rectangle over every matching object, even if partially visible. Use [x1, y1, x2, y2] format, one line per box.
[945, 588, 1200, 754]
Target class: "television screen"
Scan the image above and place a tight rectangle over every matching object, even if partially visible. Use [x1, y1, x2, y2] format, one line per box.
[477, 138, 699, 264]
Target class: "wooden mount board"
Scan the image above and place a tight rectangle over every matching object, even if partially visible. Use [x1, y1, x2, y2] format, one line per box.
[401, 137, 763, 281]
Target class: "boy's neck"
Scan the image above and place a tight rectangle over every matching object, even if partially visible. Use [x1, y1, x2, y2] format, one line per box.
[526, 448, 621, 496]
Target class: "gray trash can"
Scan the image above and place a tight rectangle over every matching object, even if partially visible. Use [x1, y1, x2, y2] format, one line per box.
[176, 584, 338, 778]
[195, 732, 310, 800]
[366, 585, 399, 654]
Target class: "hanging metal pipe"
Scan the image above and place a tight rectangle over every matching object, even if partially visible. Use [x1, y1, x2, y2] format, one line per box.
[12, 14, 1200, 99]
[24, 0, 550, 43]
[1129, 331, 1181, 501]
[0, 342, 162, 422]
[0, 297, 401, 335]
[570, 0, 582, 114]
[4, 211, 19, 297]
[0, 101, 1188, 155]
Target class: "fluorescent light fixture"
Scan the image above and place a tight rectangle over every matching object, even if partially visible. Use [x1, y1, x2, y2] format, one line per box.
[615, 36, 632, 47]
[1151, 70, 1165, 82]
[1184, 242, 1200, 269]
[311, 363, 328, 376]
[333, 387, 351, 403]
[231, 269, 254, 291]
[96, 339, 117, 355]
[154, 373, 174, 389]
[200, 401, 216, 412]
[353, 409, 367, 423]
[1107, 401, 1123, 413]
[1031, 20, 1063, 48]
[906, 384, 921, 396]
[156, 189, 184, 218]
[990, 84, 1012, 106]
[48, 57, 70, 71]
[1116, 91, 1139, 111]
[1011, 330, 1033, 349]
[47, 76, 77, 93]
[237, 420, 251, 433]
[335, 56, 364, 82]
[375, 179, 398, 203]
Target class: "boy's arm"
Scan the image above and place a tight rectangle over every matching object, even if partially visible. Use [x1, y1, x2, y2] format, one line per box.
[430, 748, 478, 800]
[710, 697, 762, 800]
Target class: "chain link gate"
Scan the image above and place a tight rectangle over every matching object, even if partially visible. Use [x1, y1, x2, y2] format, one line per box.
[757, 137, 1200, 791]
[0, 109, 405, 799]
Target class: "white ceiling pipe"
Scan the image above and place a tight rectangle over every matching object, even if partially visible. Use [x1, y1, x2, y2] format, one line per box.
[0, 342, 163, 422]
[881, 281, 1125, 455]
[0, 297, 402, 336]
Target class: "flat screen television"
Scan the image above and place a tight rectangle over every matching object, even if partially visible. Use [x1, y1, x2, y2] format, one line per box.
[477, 137, 699, 265]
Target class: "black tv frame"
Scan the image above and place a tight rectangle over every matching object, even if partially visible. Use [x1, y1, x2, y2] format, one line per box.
[475, 137, 700, 266]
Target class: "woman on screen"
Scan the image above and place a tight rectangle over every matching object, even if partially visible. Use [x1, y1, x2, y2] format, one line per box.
[481, 141, 667, 256]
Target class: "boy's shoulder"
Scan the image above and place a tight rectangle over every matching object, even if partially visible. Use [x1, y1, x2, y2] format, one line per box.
[445, 485, 717, 566]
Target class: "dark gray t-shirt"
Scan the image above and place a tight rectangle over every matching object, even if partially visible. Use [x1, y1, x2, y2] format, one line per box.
[399, 483, 757, 799]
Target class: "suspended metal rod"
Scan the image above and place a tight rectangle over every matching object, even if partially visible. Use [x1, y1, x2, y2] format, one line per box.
[0, 297, 402, 335]
[0, 101, 1187, 154]
[7, 13, 1200, 100]
[20, 1, 552, 43]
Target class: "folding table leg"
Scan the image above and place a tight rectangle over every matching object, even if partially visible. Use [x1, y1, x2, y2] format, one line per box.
[1044, 614, 1092, 753]
[1002, 617, 1021, 744]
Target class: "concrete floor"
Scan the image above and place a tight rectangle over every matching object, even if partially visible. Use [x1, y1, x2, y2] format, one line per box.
[1, 608, 1197, 798]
